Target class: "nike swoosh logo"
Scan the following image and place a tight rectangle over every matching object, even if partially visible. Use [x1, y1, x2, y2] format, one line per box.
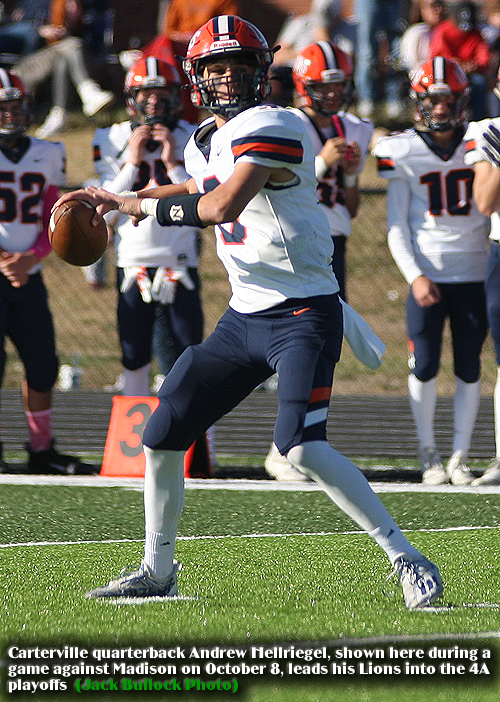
[293, 307, 311, 316]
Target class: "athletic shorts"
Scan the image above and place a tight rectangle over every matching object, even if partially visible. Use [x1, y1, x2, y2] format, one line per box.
[143, 294, 343, 455]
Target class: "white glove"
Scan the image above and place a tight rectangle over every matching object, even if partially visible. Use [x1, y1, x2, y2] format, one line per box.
[481, 123, 500, 168]
[120, 266, 153, 303]
[152, 267, 195, 304]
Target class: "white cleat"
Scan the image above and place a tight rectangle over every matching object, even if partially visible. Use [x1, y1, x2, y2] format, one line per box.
[391, 556, 444, 610]
[446, 450, 473, 486]
[85, 561, 181, 599]
[264, 443, 311, 482]
[420, 447, 448, 485]
[471, 458, 500, 486]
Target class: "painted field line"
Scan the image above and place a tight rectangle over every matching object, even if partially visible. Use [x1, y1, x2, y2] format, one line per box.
[1, 524, 498, 550]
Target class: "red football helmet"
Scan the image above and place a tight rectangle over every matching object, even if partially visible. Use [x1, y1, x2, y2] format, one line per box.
[293, 42, 354, 116]
[0, 68, 32, 137]
[410, 57, 469, 131]
[125, 56, 182, 128]
[183, 15, 274, 118]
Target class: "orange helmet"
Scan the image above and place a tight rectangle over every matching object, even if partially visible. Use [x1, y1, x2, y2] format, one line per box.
[125, 57, 182, 128]
[0, 68, 32, 136]
[410, 57, 469, 131]
[183, 15, 274, 118]
[293, 42, 354, 115]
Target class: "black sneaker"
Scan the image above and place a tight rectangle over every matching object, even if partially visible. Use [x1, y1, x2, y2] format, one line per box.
[25, 440, 99, 475]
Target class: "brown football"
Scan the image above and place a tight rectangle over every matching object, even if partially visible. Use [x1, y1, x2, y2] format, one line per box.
[48, 199, 108, 267]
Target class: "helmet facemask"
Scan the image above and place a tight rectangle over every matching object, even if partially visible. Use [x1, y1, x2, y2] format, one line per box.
[304, 72, 354, 116]
[129, 86, 181, 130]
[414, 87, 469, 132]
[189, 51, 270, 119]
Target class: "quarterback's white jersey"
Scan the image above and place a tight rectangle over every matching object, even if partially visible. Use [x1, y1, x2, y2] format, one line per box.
[0, 136, 66, 273]
[373, 127, 489, 284]
[464, 117, 500, 242]
[93, 119, 199, 268]
[291, 108, 374, 236]
[184, 105, 339, 314]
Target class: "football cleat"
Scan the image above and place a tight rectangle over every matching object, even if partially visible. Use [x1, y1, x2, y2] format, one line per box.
[445, 450, 473, 485]
[25, 440, 99, 475]
[264, 443, 311, 482]
[85, 561, 181, 599]
[389, 556, 443, 610]
[471, 457, 500, 486]
[420, 446, 448, 485]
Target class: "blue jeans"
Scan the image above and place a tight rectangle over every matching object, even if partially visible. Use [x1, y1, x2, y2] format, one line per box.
[354, 0, 403, 103]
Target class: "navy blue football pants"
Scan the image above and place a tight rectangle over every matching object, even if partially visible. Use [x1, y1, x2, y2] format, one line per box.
[485, 241, 500, 366]
[0, 272, 58, 391]
[143, 294, 343, 455]
[406, 281, 487, 383]
[117, 266, 204, 375]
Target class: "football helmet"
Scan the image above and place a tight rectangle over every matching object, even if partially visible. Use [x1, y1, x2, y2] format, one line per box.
[125, 56, 182, 129]
[293, 42, 354, 116]
[0, 68, 32, 137]
[183, 15, 274, 119]
[410, 57, 469, 131]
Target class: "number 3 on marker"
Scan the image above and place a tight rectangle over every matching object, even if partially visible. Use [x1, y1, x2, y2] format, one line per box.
[119, 403, 154, 458]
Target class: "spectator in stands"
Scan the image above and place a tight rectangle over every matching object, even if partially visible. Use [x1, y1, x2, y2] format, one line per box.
[271, 12, 321, 67]
[0, 69, 94, 475]
[310, 0, 357, 59]
[373, 57, 489, 485]
[13, 0, 114, 138]
[91, 56, 211, 477]
[351, 0, 407, 119]
[162, 0, 240, 47]
[430, 0, 491, 119]
[399, 0, 447, 76]
[0, 0, 47, 55]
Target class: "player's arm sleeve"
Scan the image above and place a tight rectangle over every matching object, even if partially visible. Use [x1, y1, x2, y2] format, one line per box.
[93, 130, 140, 194]
[386, 178, 423, 284]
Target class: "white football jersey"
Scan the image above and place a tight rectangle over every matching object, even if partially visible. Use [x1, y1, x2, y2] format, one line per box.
[184, 105, 339, 314]
[0, 136, 66, 273]
[373, 127, 489, 283]
[291, 108, 374, 236]
[464, 117, 500, 242]
[93, 119, 199, 268]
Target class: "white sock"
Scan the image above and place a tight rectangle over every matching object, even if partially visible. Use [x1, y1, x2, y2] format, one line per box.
[452, 377, 481, 457]
[408, 374, 437, 451]
[494, 368, 500, 458]
[123, 363, 151, 396]
[143, 447, 185, 578]
[287, 441, 421, 564]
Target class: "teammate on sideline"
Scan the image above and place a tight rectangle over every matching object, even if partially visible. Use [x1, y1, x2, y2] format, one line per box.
[265, 41, 375, 483]
[0, 68, 93, 475]
[56, 15, 443, 609]
[463, 65, 500, 486]
[91, 56, 211, 478]
[373, 57, 489, 485]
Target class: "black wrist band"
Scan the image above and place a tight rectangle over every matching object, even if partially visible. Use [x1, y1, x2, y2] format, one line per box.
[157, 193, 204, 227]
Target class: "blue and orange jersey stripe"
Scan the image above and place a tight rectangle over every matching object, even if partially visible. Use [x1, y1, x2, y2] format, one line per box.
[376, 156, 395, 173]
[232, 136, 303, 164]
[464, 138, 477, 153]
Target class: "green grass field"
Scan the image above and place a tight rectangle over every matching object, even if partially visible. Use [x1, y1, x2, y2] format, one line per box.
[1, 480, 499, 701]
